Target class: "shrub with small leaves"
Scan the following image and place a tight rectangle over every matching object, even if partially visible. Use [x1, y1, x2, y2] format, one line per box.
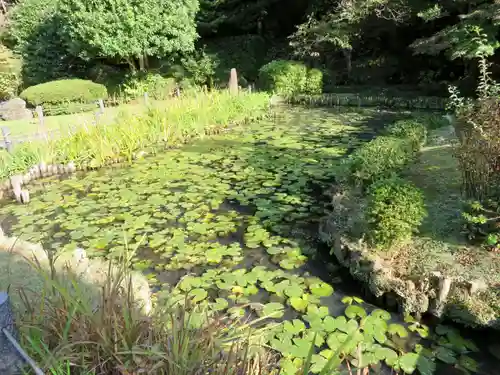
[258, 60, 322, 96]
[20, 79, 107, 107]
[343, 136, 416, 187]
[386, 119, 427, 150]
[304, 68, 323, 95]
[367, 177, 427, 248]
[120, 73, 176, 100]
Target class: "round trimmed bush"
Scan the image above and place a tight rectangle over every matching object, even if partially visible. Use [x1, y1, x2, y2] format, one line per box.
[387, 119, 427, 150]
[20, 79, 108, 107]
[366, 177, 427, 248]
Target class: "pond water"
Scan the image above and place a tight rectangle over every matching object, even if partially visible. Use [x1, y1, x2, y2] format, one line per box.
[0, 106, 498, 375]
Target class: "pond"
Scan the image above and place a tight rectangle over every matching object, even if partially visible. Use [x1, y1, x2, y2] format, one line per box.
[0, 106, 498, 375]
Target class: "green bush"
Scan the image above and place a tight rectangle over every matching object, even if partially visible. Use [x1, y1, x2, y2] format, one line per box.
[0, 45, 22, 100]
[304, 68, 323, 95]
[120, 73, 176, 100]
[8, 0, 88, 86]
[386, 119, 427, 150]
[258, 60, 309, 96]
[344, 136, 416, 187]
[43, 102, 99, 116]
[366, 177, 427, 248]
[20, 79, 107, 107]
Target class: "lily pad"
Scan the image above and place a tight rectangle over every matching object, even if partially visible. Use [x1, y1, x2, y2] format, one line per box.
[310, 282, 334, 297]
[261, 302, 285, 318]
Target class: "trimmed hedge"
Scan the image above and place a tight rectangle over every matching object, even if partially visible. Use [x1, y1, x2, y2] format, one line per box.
[386, 119, 427, 151]
[366, 177, 427, 248]
[343, 136, 416, 187]
[20, 79, 107, 107]
[258, 60, 322, 96]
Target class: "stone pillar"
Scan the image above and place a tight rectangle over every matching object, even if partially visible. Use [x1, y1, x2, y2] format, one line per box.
[228, 68, 239, 95]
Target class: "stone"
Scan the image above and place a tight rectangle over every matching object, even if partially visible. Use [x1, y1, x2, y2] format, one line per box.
[20, 190, 29, 204]
[228, 68, 239, 95]
[67, 161, 76, 173]
[0, 98, 32, 122]
[469, 279, 488, 295]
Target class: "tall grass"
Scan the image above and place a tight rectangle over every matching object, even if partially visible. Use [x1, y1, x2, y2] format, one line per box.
[16, 254, 275, 375]
[0, 91, 270, 179]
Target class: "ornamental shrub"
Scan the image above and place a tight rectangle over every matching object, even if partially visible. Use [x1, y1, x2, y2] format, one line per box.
[304, 68, 323, 95]
[120, 73, 176, 100]
[20, 79, 107, 107]
[259, 60, 309, 96]
[366, 177, 427, 248]
[386, 119, 427, 150]
[343, 136, 416, 187]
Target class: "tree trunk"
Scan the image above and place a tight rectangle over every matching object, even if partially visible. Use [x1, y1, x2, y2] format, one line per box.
[138, 55, 145, 71]
[342, 48, 352, 81]
[126, 58, 137, 73]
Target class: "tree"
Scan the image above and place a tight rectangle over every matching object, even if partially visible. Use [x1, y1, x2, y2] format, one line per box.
[410, 1, 500, 60]
[58, 0, 200, 72]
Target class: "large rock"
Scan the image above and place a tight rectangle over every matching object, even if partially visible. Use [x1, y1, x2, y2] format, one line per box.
[0, 98, 33, 121]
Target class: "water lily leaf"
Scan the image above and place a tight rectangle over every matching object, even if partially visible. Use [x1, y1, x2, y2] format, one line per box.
[243, 284, 259, 296]
[279, 357, 302, 375]
[290, 338, 312, 358]
[261, 302, 285, 318]
[310, 282, 334, 297]
[306, 304, 330, 319]
[303, 330, 325, 347]
[371, 309, 391, 320]
[435, 346, 456, 364]
[284, 319, 306, 335]
[388, 323, 408, 338]
[284, 283, 304, 298]
[398, 353, 419, 374]
[289, 297, 308, 312]
[341, 296, 353, 305]
[435, 325, 456, 336]
[322, 316, 337, 332]
[417, 355, 436, 375]
[337, 318, 358, 334]
[310, 354, 327, 373]
[458, 355, 479, 373]
[178, 276, 202, 292]
[345, 305, 367, 319]
[190, 288, 208, 303]
[374, 347, 398, 365]
[211, 298, 229, 311]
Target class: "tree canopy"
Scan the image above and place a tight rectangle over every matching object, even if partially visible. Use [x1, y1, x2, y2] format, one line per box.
[58, 0, 199, 71]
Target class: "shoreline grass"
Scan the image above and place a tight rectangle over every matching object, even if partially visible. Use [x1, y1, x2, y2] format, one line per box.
[0, 91, 270, 180]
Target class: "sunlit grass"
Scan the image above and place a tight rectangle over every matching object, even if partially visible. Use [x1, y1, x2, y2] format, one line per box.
[0, 91, 270, 179]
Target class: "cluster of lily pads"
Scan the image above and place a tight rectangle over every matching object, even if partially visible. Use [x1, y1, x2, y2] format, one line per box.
[0, 107, 484, 374]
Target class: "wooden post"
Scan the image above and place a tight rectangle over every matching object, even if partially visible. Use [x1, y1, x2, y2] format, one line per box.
[144, 92, 149, 106]
[35, 106, 47, 140]
[228, 68, 238, 95]
[1, 127, 12, 153]
[98, 99, 105, 114]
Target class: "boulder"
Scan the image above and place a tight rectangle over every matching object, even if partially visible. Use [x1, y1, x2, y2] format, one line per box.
[0, 98, 33, 121]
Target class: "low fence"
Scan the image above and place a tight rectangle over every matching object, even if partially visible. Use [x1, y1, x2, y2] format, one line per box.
[288, 93, 448, 110]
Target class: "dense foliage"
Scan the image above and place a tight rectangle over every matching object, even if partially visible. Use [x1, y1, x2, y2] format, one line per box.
[0, 45, 21, 99]
[58, 0, 199, 72]
[343, 136, 415, 187]
[386, 119, 428, 151]
[259, 60, 322, 96]
[120, 73, 177, 100]
[20, 79, 107, 115]
[367, 177, 427, 248]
